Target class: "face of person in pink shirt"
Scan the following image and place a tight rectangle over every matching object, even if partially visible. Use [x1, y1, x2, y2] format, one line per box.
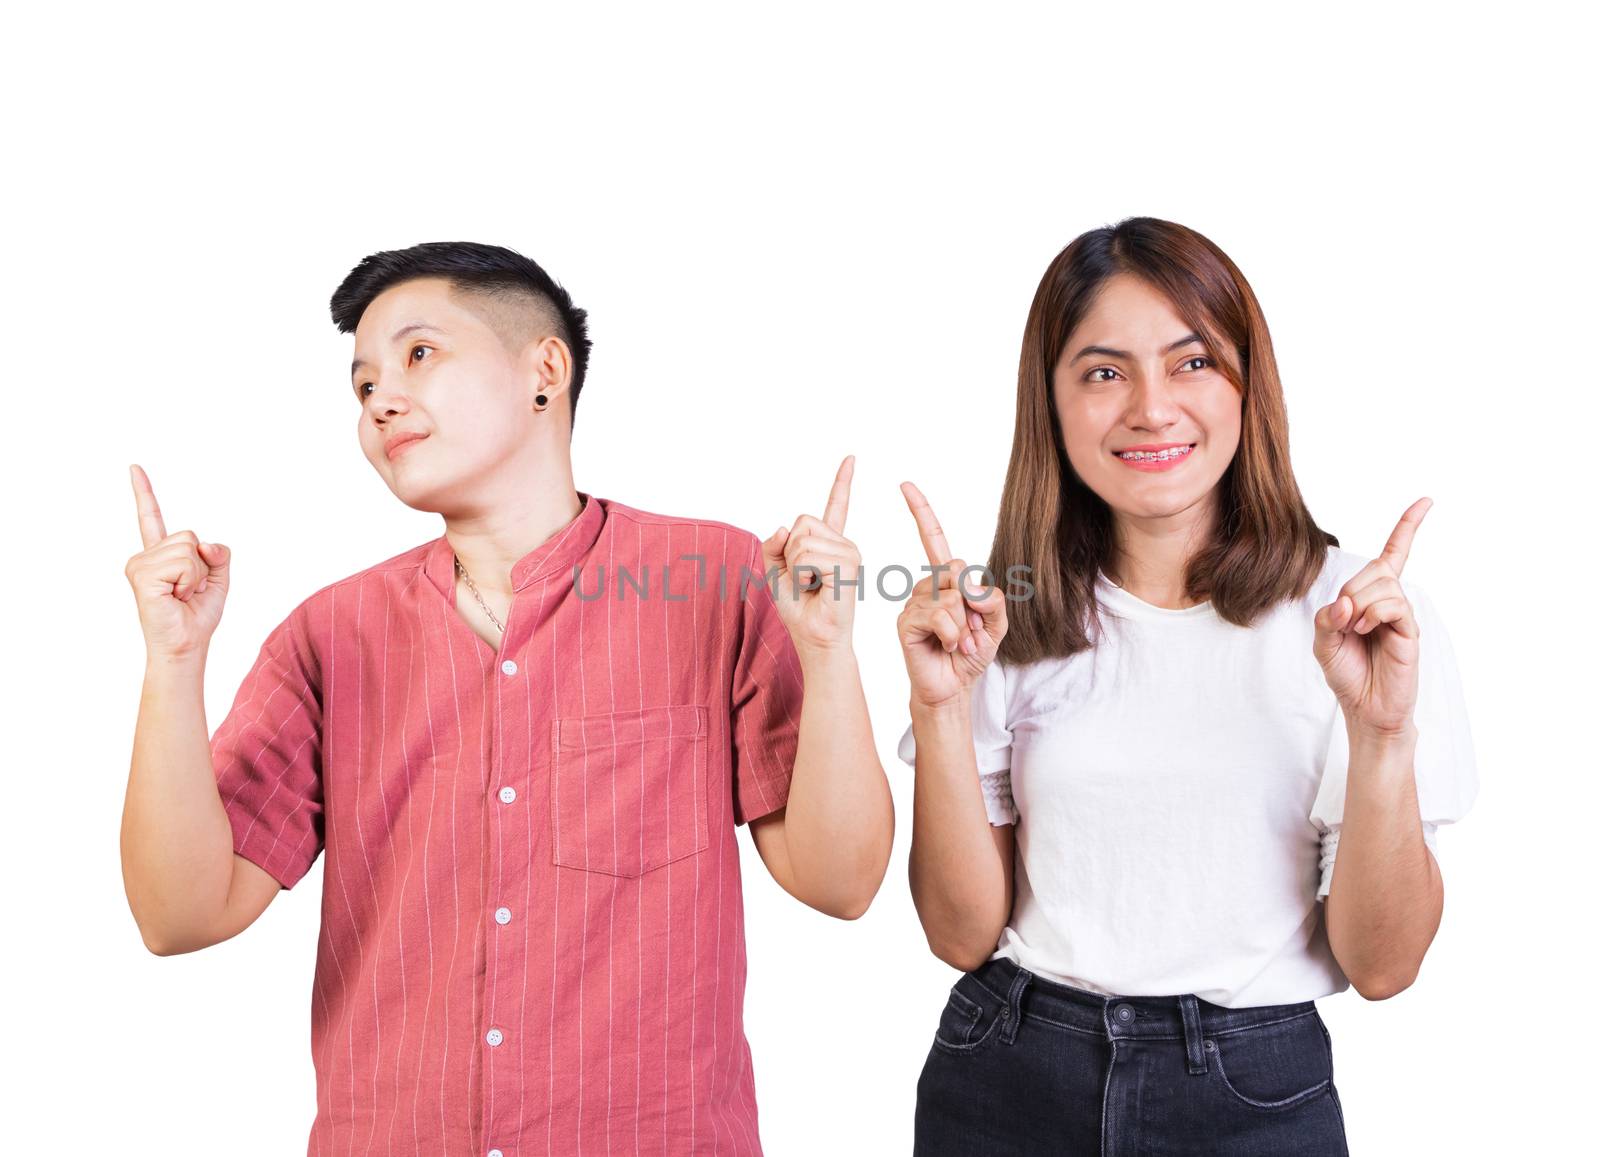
[1051, 272, 1243, 530]
[349, 276, 574, 514]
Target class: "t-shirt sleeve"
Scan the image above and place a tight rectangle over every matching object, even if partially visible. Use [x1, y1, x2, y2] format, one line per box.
[728, 534, 804, 826]
[896, 659, 1017, 826]
[1309, 580, 1479, 902]
[210, 606, 325, 889]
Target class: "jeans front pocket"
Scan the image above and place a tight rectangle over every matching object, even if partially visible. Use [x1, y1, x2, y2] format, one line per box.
[550, 704, 709, 877]
[930, 976, 1008, 1056]
[1207, 1009, 1332, 1112]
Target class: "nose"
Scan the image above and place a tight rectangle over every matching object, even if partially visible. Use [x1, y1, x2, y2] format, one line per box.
[1125, 372, 1180, 432]
[364, 374, 410, 420]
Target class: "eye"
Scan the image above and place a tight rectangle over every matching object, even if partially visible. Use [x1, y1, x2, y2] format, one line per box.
[1180, 355, 1213, 372]
[356, 381, 372, 399]
[410, 344, 432, 364]
[1084, 366, 1122, 384]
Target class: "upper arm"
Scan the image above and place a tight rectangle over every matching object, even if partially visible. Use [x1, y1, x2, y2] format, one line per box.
[747, 805, 795, 898]
[154, 854, 282, 955]
[211, 611, 326, 890]
[991, 819, 1016, 912]
[729, 538, 805, 826]
[213, 854, 283, 944]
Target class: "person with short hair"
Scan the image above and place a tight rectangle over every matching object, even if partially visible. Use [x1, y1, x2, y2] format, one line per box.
[122, 240, 893, 1156]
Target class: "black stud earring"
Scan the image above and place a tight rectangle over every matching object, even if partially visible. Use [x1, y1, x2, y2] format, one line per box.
[535, 393, 548, 409]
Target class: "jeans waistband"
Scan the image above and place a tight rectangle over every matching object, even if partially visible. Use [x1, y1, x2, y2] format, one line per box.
[967, 955, 1320, 1048]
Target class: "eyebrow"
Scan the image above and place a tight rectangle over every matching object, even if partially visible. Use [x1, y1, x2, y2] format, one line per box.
[1068, 332, 1206, 364]
[351, 322, 446, 378]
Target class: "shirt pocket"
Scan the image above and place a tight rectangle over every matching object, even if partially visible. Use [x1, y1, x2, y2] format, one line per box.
[550, 704, 710, 878]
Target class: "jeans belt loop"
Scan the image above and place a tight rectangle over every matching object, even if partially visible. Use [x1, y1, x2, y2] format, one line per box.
[1000, 966, 1032, 1046]
[1178, 993, 1208, 1074]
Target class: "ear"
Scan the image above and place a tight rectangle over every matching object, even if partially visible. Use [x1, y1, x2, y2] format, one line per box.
[522, 334, 573, 407]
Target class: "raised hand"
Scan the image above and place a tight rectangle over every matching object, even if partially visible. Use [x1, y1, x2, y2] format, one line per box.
[758, 455, 864, 654]
[1312, 497, 1432, 736]
[896, 481, 1007, 710]
[124, 464, 232, 659]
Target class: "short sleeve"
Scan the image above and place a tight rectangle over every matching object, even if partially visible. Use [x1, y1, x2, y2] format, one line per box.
[896, 660, 1017, 826]
[1309, 581, 1479, 902]
[210, 608, 325, 890]
[728, 535, 804, 826]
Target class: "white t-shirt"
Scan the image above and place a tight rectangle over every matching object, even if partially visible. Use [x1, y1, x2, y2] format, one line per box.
[896, 546, 1478, 1007]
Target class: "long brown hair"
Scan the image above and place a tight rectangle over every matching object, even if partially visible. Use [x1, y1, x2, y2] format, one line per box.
[991, 216, 1337, 665]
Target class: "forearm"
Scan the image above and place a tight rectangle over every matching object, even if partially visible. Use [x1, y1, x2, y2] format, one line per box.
[777, 644, 893, 918]
[122, 650, 237, 954]
[907, 700, 1010, 970]
[1324, 721, 1443, 998]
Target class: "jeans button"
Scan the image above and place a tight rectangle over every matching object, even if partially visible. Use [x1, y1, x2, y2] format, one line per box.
[1114, 1004, 1134, 1023]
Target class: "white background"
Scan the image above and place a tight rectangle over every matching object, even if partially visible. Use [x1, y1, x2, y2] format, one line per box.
[5, 2, 1593, 1153]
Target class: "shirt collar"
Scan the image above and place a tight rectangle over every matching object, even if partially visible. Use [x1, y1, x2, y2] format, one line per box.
[423, 491, 605, 600]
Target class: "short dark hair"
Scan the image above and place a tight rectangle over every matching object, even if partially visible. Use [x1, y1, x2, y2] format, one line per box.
[330, 241, 592, 426]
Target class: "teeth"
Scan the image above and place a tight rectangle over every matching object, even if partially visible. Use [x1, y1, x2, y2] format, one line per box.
[1117, 445, 1193, 461]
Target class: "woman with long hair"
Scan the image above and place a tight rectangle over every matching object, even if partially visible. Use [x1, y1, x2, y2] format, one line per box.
[895, 217, 1477, 1154]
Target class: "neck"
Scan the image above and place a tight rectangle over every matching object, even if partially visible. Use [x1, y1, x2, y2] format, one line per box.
[442, 461, 583, 600]
[1107, 496, 1218, 610]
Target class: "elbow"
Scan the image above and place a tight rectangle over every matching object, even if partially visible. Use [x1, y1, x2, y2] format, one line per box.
[927, 934, 994, 974]
[830, 897, 872, 922]
[809, 896, 869, 921]
[815, 885, 877, 922]
[934, 944, 992, 974]
[138, 921, 209, 958]
[141, 928, 181, 957]
[132, 908, 177, 956]
[1351, 968, 1418, 1001]
[813, 850, 891, 922]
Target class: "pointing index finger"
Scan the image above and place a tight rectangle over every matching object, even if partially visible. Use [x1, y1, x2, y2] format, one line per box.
[821, 455, 854, 533]
[901, 480, 952, 567]
[130, 464, 168, 549]
[1380, 497, 1432, 577]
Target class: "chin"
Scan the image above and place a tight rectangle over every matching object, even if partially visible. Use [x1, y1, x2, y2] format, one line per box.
[1102, 483, 1203, 519]
[381, 470, 445, 514]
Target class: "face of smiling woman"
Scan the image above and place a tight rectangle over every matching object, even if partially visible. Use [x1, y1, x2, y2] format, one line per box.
[1052, 273, 1243, 530]
[350, 277, 545, 514]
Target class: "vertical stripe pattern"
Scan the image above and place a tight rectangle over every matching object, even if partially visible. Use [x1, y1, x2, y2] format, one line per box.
[210, 494, 804, 1155]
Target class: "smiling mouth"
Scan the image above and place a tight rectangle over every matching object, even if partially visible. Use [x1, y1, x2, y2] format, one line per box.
[1113, 443, 1196, 462]
[387, 435, 428, 459]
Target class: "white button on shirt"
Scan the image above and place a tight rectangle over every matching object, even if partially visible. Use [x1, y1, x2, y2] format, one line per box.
[500, 659, 518, 676]
[897, 546, 1479, 1008]
[485, 1028, 504, 1047]
[494, 907, 512, 925]
[498, 786, 516, 804]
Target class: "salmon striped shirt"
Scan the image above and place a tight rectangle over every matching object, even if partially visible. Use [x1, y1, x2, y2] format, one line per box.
[209, 492, 804, 1156]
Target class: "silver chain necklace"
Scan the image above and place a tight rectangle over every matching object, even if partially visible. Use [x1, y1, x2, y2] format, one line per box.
[454, 553, 505, 635]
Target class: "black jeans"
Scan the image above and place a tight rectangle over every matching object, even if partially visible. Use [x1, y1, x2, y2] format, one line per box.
[914, 956, 1349, 1156]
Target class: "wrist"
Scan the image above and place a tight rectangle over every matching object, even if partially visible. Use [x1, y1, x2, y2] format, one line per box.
[794, 638, 857, 672]
[146, 645, 208, 673]
[1346, 717, 1418, 751]
[910, 694, 972, 726]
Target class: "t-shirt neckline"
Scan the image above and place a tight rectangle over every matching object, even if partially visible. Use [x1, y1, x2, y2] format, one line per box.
[1095, 570, 1218, 620]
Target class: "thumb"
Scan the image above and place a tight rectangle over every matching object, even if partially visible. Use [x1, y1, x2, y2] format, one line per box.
[962, 578, 1006, 628]
[759, 526, 790, 577]
[199, 541, 231, 582]
[1312, 595, 1352, 662]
